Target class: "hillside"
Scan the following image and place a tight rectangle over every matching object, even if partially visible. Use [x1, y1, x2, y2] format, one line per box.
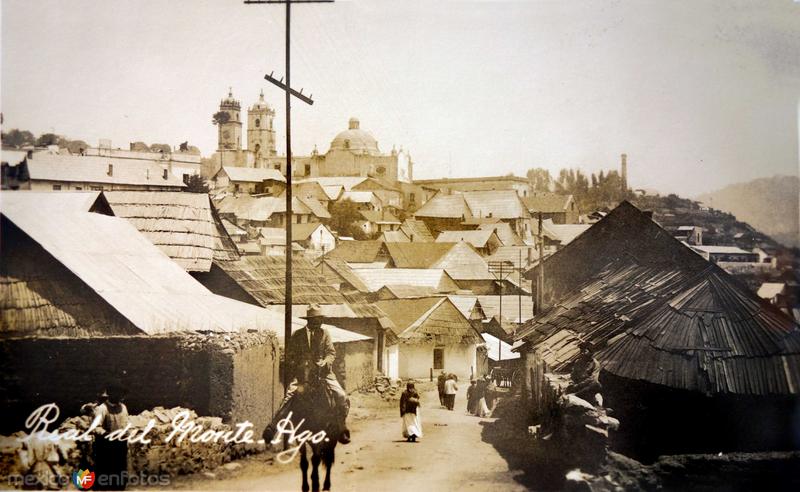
[697, 175, 799, 247]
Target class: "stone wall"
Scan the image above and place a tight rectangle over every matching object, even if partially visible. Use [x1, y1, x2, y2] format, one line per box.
[0, 332, 281, 434]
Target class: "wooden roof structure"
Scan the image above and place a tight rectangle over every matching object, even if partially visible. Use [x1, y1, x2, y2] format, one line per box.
[1, 192, 300, 337]
[399, 219, 434, 242]
[517, 201, 800, 396]
[326, 240, 388, 263]
[105, 191, 239, 271]
[375, 297, 483, 344]
[214, 256, 348, 306]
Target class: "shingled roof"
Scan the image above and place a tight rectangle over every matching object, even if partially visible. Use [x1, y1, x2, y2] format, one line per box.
[517, 201, 800, 396]
[523, 192, 574, 214]
[399, 219, 435, 242]
[375, 297, 482, 344]
[105, 191, 240, 271]
[214, 256, 347, 305]
[326, 240, 388, 263]
[1, 192, 298, 337]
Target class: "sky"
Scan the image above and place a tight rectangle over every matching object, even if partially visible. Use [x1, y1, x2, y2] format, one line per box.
[2, 0, 799, 197]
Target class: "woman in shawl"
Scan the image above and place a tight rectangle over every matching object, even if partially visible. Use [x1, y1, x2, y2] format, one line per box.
[399, 382, 422, 442]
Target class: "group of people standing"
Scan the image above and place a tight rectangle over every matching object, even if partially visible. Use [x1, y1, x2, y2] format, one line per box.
[466, 376, 496, 417]
[436, 372, 460, 410]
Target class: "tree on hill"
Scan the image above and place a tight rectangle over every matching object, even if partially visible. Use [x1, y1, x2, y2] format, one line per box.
[328, 199, 368, 240]
[35, 133, 61, 147]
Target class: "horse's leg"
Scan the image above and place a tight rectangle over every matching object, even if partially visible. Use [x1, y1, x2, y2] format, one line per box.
[310, 447, 321, 492]
[300, 444, 310, 492]
[322, 443, 335, 491]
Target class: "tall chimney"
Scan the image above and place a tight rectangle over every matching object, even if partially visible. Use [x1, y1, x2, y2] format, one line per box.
[620, 153, 628, 192]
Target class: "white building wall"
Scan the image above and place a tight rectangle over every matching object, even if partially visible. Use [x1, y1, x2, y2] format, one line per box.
[398, 342, 477, 380]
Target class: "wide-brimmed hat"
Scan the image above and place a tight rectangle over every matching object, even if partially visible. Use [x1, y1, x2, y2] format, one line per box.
[306, 304, 324, 318]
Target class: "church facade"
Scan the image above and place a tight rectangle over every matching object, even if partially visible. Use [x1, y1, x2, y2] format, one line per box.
[202, 89, 413, 185]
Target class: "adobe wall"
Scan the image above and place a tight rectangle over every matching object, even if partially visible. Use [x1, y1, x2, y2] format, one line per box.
[0, 332, 281, 434]
[333, 340, 374, 393]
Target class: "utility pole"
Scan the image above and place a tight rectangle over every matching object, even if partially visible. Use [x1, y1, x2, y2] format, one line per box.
[244, 0, 334, 395]
[537, 212, 545, 313]
[488, 261, 513, 362]
[517, 248, 522, 335]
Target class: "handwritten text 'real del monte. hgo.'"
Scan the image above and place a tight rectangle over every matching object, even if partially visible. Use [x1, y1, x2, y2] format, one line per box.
[20, 403, 327, 465]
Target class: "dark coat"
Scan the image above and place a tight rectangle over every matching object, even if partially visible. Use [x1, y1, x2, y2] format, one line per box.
[286, 326, 336, 383]
[400, 390, 420, 416]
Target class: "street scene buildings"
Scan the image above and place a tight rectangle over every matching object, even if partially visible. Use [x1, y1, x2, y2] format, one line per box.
[2, 1, 800, 491]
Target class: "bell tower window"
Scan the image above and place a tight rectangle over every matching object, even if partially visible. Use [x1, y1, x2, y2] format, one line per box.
[255, 118, 261, 128]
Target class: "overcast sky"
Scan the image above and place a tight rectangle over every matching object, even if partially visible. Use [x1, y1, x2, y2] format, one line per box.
[2, 0, 799, 196]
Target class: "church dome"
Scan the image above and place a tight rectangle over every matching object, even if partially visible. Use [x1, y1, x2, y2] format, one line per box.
[329, 117, 380, 155]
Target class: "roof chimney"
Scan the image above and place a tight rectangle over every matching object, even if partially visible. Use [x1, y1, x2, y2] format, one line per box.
[620, 153, 628, 191]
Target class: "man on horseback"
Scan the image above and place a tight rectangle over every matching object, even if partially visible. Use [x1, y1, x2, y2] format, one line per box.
[264, 305, 351, 445]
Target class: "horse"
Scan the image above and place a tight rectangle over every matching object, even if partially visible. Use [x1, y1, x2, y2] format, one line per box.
[280, 368, 344, 491]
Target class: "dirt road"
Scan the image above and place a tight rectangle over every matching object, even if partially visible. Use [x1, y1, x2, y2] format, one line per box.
[152, 384, 528, 491]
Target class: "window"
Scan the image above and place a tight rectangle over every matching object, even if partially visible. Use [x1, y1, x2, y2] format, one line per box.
[274, 164, 281, 170]
[91, 186, 102, 191]
[52, 185, 61, 190]
[409, 193, 416, 204]
[255, 118, 261, 128]
[433, 348, 444, 370]
[304, 164, 311, 175]
[75, 187, 82, 191]
[183, 174, 190, 184]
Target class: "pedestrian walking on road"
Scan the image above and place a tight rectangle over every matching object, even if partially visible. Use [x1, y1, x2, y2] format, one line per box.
[466, 380, 478, 415]
[437, 370, 447, 407]
[400, 382, 422, 442]
[444, 374, 458, 410]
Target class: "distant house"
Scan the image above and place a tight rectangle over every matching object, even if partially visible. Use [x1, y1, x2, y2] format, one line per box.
[379, 230, 411, 242]
[757, 282, 786, 302]
[412, 175, 532, 198]
[689, 245, 759, 263]
[212, 166, 286, 195]
[399, 218, 435, 242]
[352, 268, 460, 294]
[326, 240, 390, 266]
[435, 230, 503, 255]
[342, 191, 384, 212]
[196, 256, 348, 306]
[1, 149, 185, 192]
[259, 222, 336, 256]
[523, 192, 579, 224]
[476, 222, 523, 246]
[449, 295, 535, 343]
[357, 210, 401, 236]
[385, 242, 498, 294]
[297, 176, 404, 210]
[216, 194, 329, 228]
[375, 297, 484, 379]
[672, 225, 703, 245]
[414, 190, 530, 237]
[541, 219, 591, 249]
[105, 191, 240, 271]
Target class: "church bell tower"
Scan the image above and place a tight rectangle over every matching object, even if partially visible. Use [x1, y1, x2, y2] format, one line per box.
[247, 90, 277, 162]
[217, 88, 242, 151]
